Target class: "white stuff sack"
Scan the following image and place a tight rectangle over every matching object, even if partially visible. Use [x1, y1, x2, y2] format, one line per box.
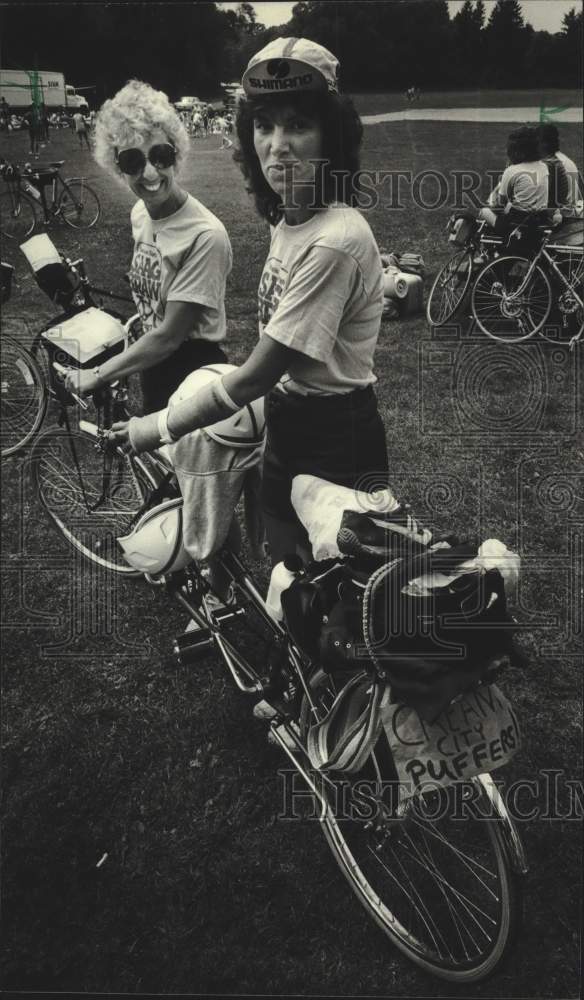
[291, 473, 400, 561]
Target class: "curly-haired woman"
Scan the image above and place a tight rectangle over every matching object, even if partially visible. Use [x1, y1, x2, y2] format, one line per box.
[66, 79, 232, 413]
[113, 41, 389, 563]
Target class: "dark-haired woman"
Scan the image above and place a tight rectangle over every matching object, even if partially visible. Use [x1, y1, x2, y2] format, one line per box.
[479, 125, 550, 234]
[112, 39, 389, 564]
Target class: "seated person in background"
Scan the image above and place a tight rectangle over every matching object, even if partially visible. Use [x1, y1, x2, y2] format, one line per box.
[479, 126, 549, 234]
[537, 123, 583, 218]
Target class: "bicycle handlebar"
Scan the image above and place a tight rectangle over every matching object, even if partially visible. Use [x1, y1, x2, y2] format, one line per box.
[52, 361, 90, 410]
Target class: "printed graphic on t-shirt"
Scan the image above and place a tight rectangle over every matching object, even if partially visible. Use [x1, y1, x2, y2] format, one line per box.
[258, 256, 288, 326]
[129, 241, 163, 331]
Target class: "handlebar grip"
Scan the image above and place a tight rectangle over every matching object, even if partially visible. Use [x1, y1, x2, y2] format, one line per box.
[52, 361, 89, 411]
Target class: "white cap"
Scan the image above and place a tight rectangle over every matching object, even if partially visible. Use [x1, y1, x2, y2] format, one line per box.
[242, 37, 339, 97]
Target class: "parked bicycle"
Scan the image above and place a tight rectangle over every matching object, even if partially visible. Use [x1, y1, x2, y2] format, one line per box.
[27, 249, 529, 980]
[471, 228, 583, 346]
[427, 212, 583, 347]
[0, 158, 100, 240]
[0, 244, 133, 458]
[1, 261, 47, 456]
[426, 213, 500, 327]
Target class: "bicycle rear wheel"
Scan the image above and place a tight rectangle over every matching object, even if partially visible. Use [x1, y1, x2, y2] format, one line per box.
[1, 336, 47, 457]
[31, 424, 159, 573]
[58, 179, 100, 229]
[0, 190, 37, 240]
[426, 250, 474, 326]
[299, 670, 523, 982]
[472, 256, 552, 342]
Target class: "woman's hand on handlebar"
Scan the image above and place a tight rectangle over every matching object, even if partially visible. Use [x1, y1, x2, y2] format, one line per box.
[109, 419, 134, 453]
[64, 368, 101, 398]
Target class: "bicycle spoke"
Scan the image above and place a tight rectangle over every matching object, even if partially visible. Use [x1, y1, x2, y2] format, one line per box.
[32, 427, 157, 572]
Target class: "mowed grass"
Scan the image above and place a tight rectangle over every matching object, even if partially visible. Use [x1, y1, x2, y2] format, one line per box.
[353, 88, 583, 116]
[1, 95, 583, 997]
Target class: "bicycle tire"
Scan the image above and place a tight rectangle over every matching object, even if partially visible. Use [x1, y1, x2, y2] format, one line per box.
[58, 178, 101, 229]
[1, 336, 48, 457]
[299, 669, 523, 982]
[471, 256, 552, 343]
[0, 190, 37, 240]
[426, 250, 474, 327]
[31, 423, 160, 573]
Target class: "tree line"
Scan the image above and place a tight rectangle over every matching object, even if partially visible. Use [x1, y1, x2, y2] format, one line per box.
[0, 0, 581, 105]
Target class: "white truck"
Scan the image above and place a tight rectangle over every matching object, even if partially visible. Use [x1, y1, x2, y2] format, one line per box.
[0, 70, 89, 112]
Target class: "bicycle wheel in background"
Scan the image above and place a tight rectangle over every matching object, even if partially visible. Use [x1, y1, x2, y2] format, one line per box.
[471, 256, 552, 343]
[58, 179, 100, 229]
[299, 669, 523, 983]
[426, 250, 474, 326]
[0, 190, 37, 240]
[31, 424, 159, 573]
[1, 336, 48, 457]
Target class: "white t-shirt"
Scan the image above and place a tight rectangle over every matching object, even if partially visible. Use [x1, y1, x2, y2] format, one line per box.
[258, 204, 384, 395]
[129, 193, 232, 341]
[488, 161, 549, 213]
[73, 113, 87, 133]
[555, 151, 582, 212]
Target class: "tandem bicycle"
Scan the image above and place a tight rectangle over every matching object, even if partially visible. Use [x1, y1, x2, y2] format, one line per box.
[25, 243, 529, 982]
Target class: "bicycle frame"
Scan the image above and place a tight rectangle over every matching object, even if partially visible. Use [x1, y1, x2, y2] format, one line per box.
[163, 543, 529, 876]
[490, 236, 583, 347]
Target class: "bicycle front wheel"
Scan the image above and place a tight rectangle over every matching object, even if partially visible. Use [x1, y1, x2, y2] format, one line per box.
[31, 424, 159, 573]
[1, 336, 47, 457]
[426, 250, 474, 326]
[0, 190, 37, 240]
[58, 179, 101, 229]
[472, 256, 552, 343]
[299, 670, 523, 982]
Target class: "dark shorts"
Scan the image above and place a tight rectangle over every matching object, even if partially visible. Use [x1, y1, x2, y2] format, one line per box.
[262, 385, 389, 523]
[140, 338, 228, 414]
[491, 207, 541, 236]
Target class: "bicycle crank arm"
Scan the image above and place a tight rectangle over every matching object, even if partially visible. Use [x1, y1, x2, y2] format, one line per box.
[171, 587, 259, 691]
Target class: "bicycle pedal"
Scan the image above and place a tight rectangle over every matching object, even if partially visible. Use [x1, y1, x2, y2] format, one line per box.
[172, 628, 214, 665]
[207, 603, 245, 625]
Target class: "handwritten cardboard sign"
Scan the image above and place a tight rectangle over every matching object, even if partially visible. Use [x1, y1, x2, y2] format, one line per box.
[381, 684, 520, 795]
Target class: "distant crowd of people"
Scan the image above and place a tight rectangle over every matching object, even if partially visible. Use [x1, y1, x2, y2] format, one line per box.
[0, 97, 96, 156]
[176, 103, 234, 145]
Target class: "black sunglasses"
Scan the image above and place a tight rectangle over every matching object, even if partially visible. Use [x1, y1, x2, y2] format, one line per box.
[115, 142, 177, 175]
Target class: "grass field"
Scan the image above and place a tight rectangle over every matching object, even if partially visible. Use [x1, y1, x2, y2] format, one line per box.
[1, 90, 583, 997]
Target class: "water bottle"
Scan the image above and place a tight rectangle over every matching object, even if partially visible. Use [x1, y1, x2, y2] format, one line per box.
[265, 555, 303, 622]
[23, 179, 41, 201]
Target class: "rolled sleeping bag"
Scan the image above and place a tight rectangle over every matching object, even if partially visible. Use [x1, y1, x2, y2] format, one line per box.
[382, 267, 408, 299]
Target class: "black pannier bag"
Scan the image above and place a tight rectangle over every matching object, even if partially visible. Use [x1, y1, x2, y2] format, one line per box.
[362, 544, 521, 722]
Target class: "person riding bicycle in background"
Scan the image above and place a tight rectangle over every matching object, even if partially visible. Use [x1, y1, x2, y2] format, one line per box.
[65, 79, 232, 414]
[111, 38, 389, 566]
[537, 123, 583, 219]
[479, 126, 550, 234]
